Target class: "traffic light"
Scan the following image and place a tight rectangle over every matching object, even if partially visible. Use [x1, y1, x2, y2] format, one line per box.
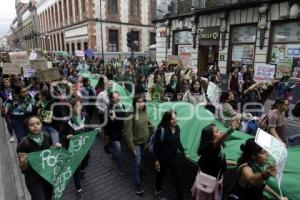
[127, 32, 133, 48]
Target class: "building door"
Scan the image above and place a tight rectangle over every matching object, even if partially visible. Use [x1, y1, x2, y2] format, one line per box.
[198, 45, 219, 75]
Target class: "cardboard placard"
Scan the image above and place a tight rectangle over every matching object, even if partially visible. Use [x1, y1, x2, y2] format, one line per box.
[37, 68, 61, 82]
[254, 63, 276, 82]
[29, 51, 38, 60]
[30, 59, 48, 70]
[8, 51, 29, 64]
[22, 66, 35, 78]
[2, 63, 22, 74]
[167, 55, 183, 67]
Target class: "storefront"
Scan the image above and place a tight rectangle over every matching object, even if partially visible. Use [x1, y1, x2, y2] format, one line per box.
[197, 27, 220, 73]
[269, 21, 300, 80]
[229, 25, 257, 71]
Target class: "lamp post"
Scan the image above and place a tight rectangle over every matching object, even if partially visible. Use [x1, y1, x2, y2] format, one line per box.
[99, 0, 105, 62]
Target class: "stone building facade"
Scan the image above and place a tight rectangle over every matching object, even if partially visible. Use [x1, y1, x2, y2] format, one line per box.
[36, 0, 155, 55]
[154, 0, 300, 80]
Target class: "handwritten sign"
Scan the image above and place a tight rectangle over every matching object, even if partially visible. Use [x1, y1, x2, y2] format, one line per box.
[2, 63, 22, 74]
[206, 82, 222, 108]
[22, 66, 35, 78]
[30, 59, 48, 70]
[37, 68, 61, 82]
[27, 131, 97, 200]
[75, 50, 85, 57]
[8, 51, 29, 64]
[255, 128, 288, 197]
[29, 51, 38, 60]
[254, 63, 276, 82]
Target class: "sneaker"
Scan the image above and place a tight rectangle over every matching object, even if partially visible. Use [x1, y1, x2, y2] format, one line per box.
[135, 184, 144, 196]
[9, 136, 15, 143]
[155, 190, 167, 200]
[76, 189, 84, 199]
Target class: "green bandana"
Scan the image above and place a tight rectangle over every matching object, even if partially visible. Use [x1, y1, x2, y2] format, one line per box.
[28, 132, 44, 146]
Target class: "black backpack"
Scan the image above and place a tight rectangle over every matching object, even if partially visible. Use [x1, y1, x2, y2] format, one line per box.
[292, 100, 300, 117]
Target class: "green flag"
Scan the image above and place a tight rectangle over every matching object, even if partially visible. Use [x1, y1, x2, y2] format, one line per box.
[27, 130, 97, 200]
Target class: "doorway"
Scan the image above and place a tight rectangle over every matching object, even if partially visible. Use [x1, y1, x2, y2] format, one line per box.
[198, 45, 219, 75]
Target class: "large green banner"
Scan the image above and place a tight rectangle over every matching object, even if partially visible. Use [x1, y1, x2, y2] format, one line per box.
[146, 101, 300, 200]
[27, 130, 97, 200]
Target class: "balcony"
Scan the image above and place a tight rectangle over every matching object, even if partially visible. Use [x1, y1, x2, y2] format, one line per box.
[153, 0, 266, 21]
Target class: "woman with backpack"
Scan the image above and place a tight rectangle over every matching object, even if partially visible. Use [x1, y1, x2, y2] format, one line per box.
[17, 116, 54, 200]
[191, 120, 238, 200]
[125, 95, 149, 195]
[153, 111, 187, 200]
[228, 138, 288, 200]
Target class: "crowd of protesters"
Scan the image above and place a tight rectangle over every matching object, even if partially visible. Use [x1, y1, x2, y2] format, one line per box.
[0, 52, 297, 200]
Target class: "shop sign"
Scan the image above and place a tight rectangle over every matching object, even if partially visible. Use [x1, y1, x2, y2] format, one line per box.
[199, 27, 220, 40]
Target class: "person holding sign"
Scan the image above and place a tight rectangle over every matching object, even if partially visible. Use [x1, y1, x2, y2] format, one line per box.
[228, 138, 288, 200]
[258, 98, 289, 146]
[17, 116, 54, 200]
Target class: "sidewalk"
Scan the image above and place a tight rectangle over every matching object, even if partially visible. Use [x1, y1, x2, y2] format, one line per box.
[0, 118, 30, 200]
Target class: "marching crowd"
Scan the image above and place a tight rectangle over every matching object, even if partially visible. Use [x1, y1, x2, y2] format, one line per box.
[0, 53, 299, 200]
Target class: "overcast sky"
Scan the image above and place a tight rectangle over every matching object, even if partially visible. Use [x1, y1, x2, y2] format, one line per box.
[0, 0, 17, 37]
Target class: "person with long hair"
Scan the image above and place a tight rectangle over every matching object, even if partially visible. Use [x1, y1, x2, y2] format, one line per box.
[0, 78, 15, 142]
[165, 74, 180, 101]
[125, 95, 149, 195]
[182, 79, 207, 105]
[150, 73, 165, 102]
[219, 90, 240, 128]
[228, 138, 288, 200]
[17, 116, 54, 200]
[258, 98, 289, 146]
[192, 121, 238, 200]
[153, 111, 187, 200]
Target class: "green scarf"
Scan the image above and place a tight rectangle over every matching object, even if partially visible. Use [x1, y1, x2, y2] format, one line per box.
[28, 132, 44, 146]
[71, 115, 83, 126]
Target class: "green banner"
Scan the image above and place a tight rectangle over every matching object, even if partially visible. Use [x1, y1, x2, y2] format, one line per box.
[146, 101, 300, 200]
[27, 130, 97, 200]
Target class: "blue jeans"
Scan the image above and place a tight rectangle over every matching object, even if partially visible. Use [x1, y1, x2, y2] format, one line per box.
[133, 144, 145, 185]
[111, 141, 122, 168]
[42, 125, 60, 144]
[11, 115, 26, 142]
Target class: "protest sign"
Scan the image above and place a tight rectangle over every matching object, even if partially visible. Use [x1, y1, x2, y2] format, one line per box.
[47, 61, 53, 68]
[22, 66, 35, 78]
[178, 45, 193, 69]
[75, 50, 85, 57]
[2, 63, 22, 74]
[255, 128, 288, 197]
[8, 51, 29, 64]
[30, 59, 48, 70]
[37, 68, 61, 82]
[276, 58, 293, 77]
[29, 51, 38, 60]
[167, 55, 183, 68]
[206, 82, 222, 108]
[254, 63, 276, 82]
[27, 131, 97, 200]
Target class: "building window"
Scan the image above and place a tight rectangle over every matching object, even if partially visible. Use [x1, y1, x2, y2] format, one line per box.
[230, 25, 257, 70]
[108, 0, 118, 15]
[130, 0, 138, 16]
[270, 21, 300, 79]
[69, 0, 73, 20]
[84, 42, 88, 50]
[61, 33, 64, 50]
[66, 43, 70, 52]
[131, 31, 139, 51]
[71, 43, 75, 53]
[77, 42, 81, 50]
[108, 30, 119, 52]
[150, 32, 156, 45]
[82, 0, 85, 14]
[75, 0, 79, 17]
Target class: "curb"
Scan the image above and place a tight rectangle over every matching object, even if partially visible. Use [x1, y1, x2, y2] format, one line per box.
[1, 118, 30, 200]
